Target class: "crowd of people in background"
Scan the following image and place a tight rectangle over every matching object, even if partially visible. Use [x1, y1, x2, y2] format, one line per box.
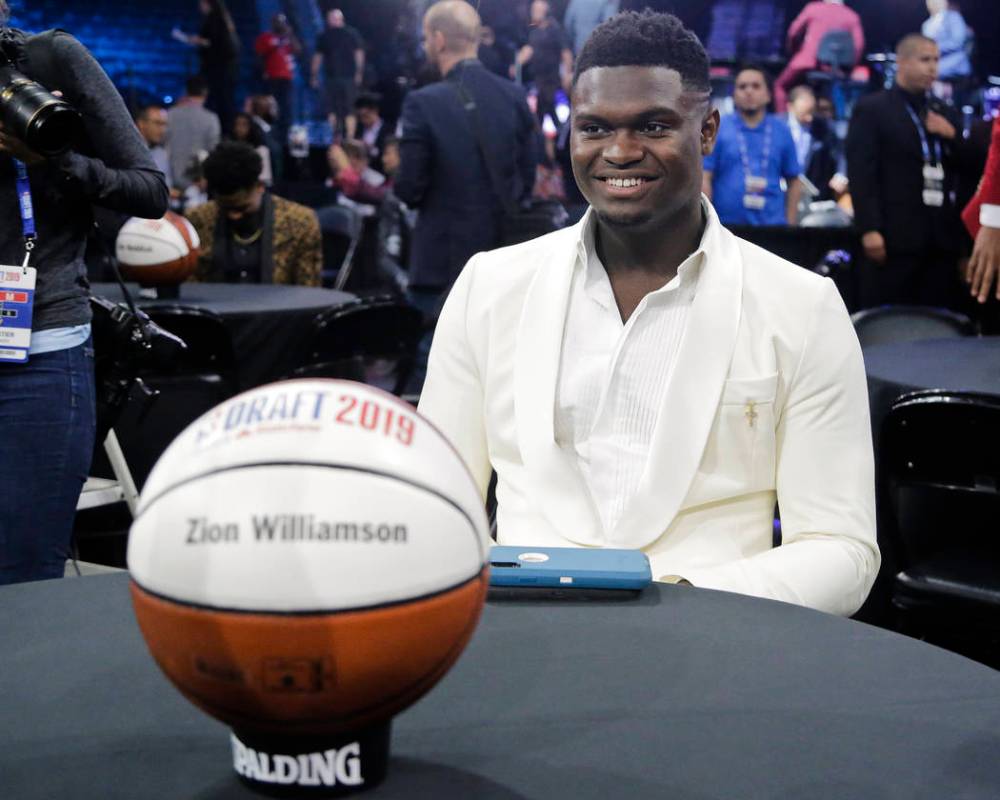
[117, 0, 1000, 329]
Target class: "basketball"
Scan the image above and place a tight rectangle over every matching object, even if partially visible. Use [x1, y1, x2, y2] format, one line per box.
[127, 380, 491, 747]
[116, 212, 201, 286]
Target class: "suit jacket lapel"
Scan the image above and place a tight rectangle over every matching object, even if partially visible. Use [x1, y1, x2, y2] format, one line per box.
[607, 208, 744, 549]
[261, 192, 276, 284]
[514, 214, 605, 546]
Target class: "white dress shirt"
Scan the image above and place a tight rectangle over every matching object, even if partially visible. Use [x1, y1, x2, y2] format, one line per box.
[553, 211, 707, 536]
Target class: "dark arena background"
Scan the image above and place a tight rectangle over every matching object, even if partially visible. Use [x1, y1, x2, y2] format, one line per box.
[8, 0, 999, 124]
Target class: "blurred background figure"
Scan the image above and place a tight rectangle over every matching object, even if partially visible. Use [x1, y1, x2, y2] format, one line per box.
[516, 0, 573, 160]
[563, 0, 619, 55]
[172, 0, 240, 132]
[922, 0, 973, 105]
[254, 12, 300, 146]
[354, 93, 391, 175]
[786, 85, 843, 201]
[775, 0, 864, 113]
[311, 8, 365, 139]
[228, 111, 273, 186]
[166, 75, 221, 194]
[846, 34, 973, 310]
[135, 104, 172, 191]
[704, 66, 802, 226]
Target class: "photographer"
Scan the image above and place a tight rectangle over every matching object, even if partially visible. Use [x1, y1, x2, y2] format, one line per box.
[0, 2, 168, 585]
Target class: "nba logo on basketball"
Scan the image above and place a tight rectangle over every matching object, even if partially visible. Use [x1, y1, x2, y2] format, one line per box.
[231, 734, 364, 787]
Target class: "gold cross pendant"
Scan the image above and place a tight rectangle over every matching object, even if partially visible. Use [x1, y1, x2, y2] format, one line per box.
[744, 401, 758, 428]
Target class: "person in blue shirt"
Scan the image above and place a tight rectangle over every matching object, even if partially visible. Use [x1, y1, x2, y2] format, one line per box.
[703, 67, 802, 226]
[922, 0, 971, 82]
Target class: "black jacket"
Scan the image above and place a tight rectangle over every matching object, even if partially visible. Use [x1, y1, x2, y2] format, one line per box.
[846, 86, 979, 255]
[394, 59, 537, 289]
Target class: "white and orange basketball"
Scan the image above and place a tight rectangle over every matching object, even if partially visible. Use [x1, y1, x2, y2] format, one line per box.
[127, 380, 491, 739]
[116, 211, 201, 286]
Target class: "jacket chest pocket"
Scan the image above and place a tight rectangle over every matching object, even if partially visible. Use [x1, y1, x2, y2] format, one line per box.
[693, 373, 779, 498]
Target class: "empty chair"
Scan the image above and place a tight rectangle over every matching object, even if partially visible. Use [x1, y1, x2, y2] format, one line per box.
[286, 296, 425, 396]
[810, 29, 857, 78]
[850, 305, 976, 349]
[111, 305, 238, 488]
[315, 204, 363, 290]
[880, 391, 1000, 663]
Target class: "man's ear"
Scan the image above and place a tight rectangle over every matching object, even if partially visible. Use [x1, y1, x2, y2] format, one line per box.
[701, 108, 720, 156]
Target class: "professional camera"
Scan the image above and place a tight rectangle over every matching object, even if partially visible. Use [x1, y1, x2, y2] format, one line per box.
[0, 29, 82, 156]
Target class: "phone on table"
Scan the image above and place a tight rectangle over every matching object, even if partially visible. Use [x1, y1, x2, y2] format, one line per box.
[488, 546, 652, 599]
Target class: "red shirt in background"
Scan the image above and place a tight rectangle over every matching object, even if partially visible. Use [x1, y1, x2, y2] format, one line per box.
[254, 32, 295, 81]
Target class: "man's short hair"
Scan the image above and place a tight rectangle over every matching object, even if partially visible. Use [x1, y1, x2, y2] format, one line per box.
[134, 104, 164, 123]
[203, 141, 263, 196]
[424, 1, 481, 52]
[896, 33, 936, 59]
[185, 75, 209, 98]
[354, 92, 382, 112]
[788, 85, 815, 105]
[573, 10, 710, 93]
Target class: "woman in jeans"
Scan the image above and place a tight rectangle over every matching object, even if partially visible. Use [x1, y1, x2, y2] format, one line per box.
[0, 1, 168, 583]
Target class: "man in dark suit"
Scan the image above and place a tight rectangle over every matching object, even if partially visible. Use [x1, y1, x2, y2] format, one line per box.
[787, 85, 841, 201]
[846, 33, 979, 309]
[395, 0, 537, 391]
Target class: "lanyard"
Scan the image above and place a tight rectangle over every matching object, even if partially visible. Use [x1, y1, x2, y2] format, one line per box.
[904, 103, 942, 167]
[14, 159, 36, 269]
[736, 118, 772, 183]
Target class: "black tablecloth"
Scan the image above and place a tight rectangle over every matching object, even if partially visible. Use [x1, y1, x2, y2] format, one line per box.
[865, 336, 1000, 446]
[3, 574, 999, 799]
[91, 283, 354, 389]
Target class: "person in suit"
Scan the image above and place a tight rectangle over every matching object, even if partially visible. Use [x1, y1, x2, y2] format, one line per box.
[419, 10, 879, 616]
[787, 85, 842, 201]
[354, 93, 392, 175]
[395, 0, 537, 391]
[963, 119, 1000, 312]
[774, 0, 865, 113]
[846, 33, 979, 309]
[186, 141, 321, 286]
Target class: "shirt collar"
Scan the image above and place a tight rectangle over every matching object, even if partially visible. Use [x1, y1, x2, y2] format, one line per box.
[574, 199, 713, 305]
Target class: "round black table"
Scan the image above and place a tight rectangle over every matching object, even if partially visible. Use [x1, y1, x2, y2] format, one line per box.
[91, 283, 354, 389]
[865, 336, 1000, 448]
[3, 574, 999, 799]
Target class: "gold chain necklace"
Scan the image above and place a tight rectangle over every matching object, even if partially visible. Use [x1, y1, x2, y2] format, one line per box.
[231, 228, 263, 246]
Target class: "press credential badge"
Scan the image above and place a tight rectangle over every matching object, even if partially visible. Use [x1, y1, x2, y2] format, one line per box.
[0, 265, 36, 363]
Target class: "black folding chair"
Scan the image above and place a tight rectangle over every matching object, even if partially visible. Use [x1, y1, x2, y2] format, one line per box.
[851, 305, 976, 349]
[315, 204, 363, 291]
[285, 295, 425, 396]
[880, 391, 1000, 664]
[111, 305, 238, 488]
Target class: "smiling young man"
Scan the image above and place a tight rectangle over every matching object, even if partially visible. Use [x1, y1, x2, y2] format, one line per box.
[418, 11, 878, 616]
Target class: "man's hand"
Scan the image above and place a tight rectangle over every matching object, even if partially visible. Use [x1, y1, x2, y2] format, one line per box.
[862, 230, 887, 264]
[925, 110, 956, 141]
[966, 226, 1000, 303]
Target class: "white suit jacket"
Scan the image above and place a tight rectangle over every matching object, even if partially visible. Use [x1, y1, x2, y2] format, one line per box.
[419, 204, 879, 616]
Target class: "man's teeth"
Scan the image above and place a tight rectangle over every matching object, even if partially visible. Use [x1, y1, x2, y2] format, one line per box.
[607, 177, 645, 188]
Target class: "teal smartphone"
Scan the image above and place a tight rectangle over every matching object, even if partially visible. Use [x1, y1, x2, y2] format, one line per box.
[488, 546, 652, 591]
